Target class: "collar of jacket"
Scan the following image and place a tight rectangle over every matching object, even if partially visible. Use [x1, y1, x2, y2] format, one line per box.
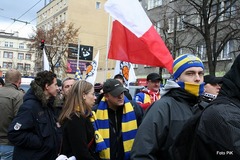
[30, 80, 49, 107]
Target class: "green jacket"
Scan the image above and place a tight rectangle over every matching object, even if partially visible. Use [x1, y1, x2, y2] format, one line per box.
[0, 83, 23, 145]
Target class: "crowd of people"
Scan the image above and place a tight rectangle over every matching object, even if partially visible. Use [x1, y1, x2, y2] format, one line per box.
[0, 53, 239, 160]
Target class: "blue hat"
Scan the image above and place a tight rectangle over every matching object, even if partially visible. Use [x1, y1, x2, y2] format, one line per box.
[173, 54, 204, 80]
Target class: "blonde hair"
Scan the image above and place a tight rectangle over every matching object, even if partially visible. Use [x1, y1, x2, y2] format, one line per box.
[58, 80, 93, 124]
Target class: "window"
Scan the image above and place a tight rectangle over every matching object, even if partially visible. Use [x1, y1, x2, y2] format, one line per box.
[5, 42, 9, 47]
[3, 51, 13, 58]
[9, 42, 13, 48]
[224, 1, 236, 19]
[195, 15, 201, 27]
[63, 12, 66, 22]
[168, 18, 174, 33]
[19, 43, 24, 49]
[17, 63, 24, 70]
[96, 2, 101, 9]
[222, 40, 233, 59]
[148, 0, 162, 10]
[154, 21, 161, 34]
[25, 64, 31, 71]
[3, 62, 12, 68]
[197, 44, 207, 60]
[25, 54, 31, 60]
[18, 53, 24, 60]
[177, 15, 185, 31]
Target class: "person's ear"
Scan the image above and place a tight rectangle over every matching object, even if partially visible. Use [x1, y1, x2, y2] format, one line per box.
[83, 93, 86, 100]
[45, 84, 49, 90]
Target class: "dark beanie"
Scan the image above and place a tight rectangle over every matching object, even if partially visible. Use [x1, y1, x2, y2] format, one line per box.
[94, 83, 103, 92]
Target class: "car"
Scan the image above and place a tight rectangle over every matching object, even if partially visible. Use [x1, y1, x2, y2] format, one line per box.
[20, 78, 34, 93]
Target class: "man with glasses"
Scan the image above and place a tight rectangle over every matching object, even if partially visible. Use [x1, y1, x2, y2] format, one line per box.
[134, 73, 161, 110]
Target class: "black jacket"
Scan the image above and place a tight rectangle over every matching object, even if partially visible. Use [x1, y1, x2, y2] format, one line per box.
[93, 98, 144, 160]
[8, 81, 62, 160]
[194, 54, 240, 160]
[131, 80, 200, 160]
[61, 114, 99, 160]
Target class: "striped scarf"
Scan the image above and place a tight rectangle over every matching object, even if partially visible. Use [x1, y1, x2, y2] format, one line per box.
[90, 97, 137, 160]
[177, 81, 204, 96]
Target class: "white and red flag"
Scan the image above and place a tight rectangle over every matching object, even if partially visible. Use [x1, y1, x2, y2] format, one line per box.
[104, 0, 173, 73]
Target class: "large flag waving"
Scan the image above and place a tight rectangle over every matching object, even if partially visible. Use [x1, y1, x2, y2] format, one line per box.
[43, 48, 50, 71]
[105, 0, 173, 73]
[114, 61, 136, 88]
[85, 51, 100, 85]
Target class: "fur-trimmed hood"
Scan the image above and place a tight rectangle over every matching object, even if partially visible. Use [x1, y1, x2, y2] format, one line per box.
[24, 80, 50, 107]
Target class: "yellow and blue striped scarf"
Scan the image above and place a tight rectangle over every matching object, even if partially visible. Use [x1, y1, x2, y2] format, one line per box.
[90, 97, 137, 160]
[177, 81, 204, 96]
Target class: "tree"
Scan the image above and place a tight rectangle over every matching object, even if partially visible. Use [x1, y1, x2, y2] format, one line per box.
[144, 0, 240, 75]
[182, 0, 240, 75]
[30, 22, 79, 75]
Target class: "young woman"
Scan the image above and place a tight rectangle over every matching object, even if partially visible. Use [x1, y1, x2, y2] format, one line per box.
[58, 80, 98, 160]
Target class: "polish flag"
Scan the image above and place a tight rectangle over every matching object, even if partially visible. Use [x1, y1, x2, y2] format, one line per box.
[105, 0, 173, 73]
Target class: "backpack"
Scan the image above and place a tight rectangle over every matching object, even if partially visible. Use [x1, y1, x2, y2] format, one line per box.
[170, 97, 235, 160]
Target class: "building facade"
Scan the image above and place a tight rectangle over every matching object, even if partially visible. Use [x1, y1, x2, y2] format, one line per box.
[0, 32, 35, 77]
[36, 0, 118, 82]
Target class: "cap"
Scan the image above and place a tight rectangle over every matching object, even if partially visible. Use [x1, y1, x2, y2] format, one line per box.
[147, 73, 161, 81]
[103, 79, 126, 97]
[173, 54, 204, 80]
[204, 75, 222, 84]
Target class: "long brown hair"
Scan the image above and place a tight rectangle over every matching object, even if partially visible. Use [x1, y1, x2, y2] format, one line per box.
[58, 80, 93, 125]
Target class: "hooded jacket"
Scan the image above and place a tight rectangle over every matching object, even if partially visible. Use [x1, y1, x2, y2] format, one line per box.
[8, 81, 62, 160]
[131, 80, 200, 160]
[195, 55, 240, 160]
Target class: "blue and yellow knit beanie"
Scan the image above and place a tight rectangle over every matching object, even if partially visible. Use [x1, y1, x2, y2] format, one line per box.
[173, 54, 204, 80]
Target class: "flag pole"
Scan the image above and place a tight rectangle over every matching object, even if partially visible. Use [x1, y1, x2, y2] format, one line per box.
[105, 14, 111, 81]
[77, 36, 80, 69]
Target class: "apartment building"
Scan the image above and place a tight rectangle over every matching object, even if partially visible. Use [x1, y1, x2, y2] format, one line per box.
[0, 32, 35, 77]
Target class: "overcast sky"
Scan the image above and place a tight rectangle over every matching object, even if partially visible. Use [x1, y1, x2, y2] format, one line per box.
[0, 0, 46, 38]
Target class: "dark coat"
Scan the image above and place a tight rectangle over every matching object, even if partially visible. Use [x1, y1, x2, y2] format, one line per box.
[8, 81, 62, 160]
[195, 54, 240, 160]
[61, 114, 99, 160]
[131, 81, 200, 160]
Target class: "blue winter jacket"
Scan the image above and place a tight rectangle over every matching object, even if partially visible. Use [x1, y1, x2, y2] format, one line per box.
[8, 83, 62, 160]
